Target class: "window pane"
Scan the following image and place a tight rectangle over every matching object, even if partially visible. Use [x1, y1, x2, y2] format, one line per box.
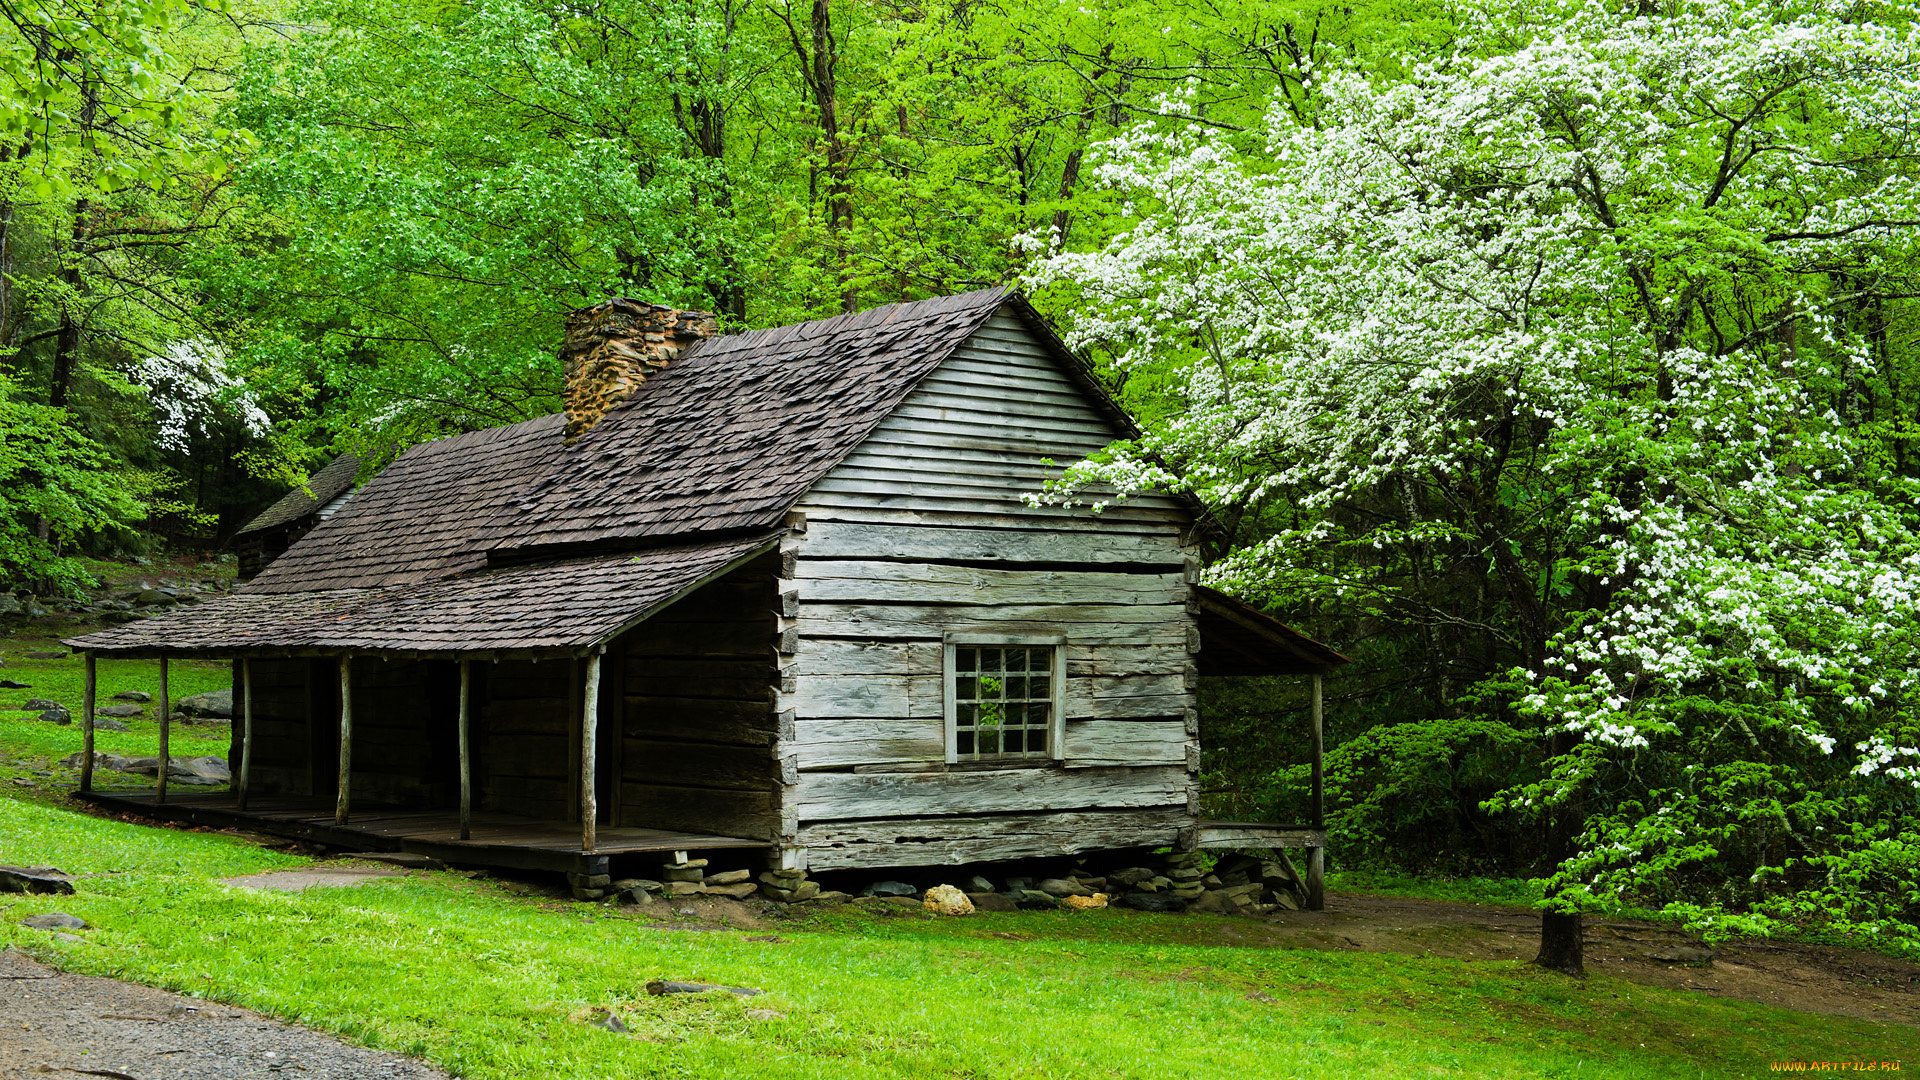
[951, 644, 1057, 760]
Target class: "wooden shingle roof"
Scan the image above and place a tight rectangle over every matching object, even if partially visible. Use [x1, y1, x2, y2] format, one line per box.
[67, 536, 776, 657]
[1193, 587, 1352, 675]
[236, 451, 361, 535]
[475, 287, 1012, 557]
[246, 415, 567, 594]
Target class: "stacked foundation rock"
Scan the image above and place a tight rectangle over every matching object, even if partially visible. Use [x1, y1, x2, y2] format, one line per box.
[830, 851, 1310, 917]
[757, 867, 821, 903]
[603, 856, 765, 904]
[1184, 853, 1310, 915]
[583, 850, 1311, 914]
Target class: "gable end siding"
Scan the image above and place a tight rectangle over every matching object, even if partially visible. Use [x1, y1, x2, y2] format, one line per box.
[787, 312, 1200, 871]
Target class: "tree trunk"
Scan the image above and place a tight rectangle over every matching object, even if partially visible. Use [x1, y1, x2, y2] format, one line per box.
[777, 0, 854, 310]
[48, 194, 87, 409]
[1535, 910, 1584, 975]
[1479, 495, 1585, 976]
[1533, 728, 1586, 977]
[48, 69, 96, 410]
[808, 0, 853, 312]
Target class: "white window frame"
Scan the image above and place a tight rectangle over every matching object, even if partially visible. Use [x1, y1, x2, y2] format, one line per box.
[942, 632, 1067, 765]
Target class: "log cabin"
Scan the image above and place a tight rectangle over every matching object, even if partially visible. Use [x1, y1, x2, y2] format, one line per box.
[232, 451, 360, 581]
[65, 289, 1346, 899]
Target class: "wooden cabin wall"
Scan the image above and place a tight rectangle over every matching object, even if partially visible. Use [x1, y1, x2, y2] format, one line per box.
[344, 658, 448, 807]
[229, 658, 312, 795]
[788, 311, 1202, 871]
[477, 658, 575, 820]
[617, 552, 779, 839]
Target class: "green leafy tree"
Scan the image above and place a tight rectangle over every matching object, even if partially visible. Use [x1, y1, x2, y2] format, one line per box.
[0, 373, 143, 590]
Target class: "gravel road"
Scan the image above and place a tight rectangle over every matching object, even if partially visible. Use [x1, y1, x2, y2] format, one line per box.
[0, 948, 452, 1079]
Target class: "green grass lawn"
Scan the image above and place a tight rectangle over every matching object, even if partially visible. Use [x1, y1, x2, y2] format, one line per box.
[0, 794, 1911, 1080]
[0, 644, 232, 792]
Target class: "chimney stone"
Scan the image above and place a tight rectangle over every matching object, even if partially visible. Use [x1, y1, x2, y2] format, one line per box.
[562, 298, 718, 443]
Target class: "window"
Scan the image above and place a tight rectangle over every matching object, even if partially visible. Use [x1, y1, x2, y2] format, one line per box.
[944, 638, 1066, 763]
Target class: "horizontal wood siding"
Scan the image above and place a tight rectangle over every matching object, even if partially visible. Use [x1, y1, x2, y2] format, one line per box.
[795, 765, 1189, 820]
[801, 807, 1190, 870]
[785, 312, 1201, 867]
[618, 553, 779, 840]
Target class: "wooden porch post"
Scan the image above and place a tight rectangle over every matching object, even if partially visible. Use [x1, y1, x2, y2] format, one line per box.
[1308, 673, 1325, 910]
[458, 658, 471, 841]
[237, 658, 254, 810]
[79, 653, 95, 793]
[580, 652, 601, 854]
[156, 657, 170, 804]
[1310, 674, 1324, 828]
[335, 655, 352, 825]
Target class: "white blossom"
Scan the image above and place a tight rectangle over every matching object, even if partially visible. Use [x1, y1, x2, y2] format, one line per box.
[133, 339, 271, 451]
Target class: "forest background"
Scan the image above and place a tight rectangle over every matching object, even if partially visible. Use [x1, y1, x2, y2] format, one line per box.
[3, 0, 1918, 964]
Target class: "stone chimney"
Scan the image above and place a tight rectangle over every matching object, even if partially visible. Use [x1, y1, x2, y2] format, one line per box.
[561, 298, 719, 444]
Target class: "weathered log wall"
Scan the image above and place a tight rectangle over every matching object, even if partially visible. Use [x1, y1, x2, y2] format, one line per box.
[475, 657, 575, 820]
[345, 658, 452, 807]
[787, 311, 1201, 870]
[230, 658, 311, 795]
[617, 552, 779, 839]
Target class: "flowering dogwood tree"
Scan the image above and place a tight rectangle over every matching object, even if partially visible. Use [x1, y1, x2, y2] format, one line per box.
[1034, 0, 1920, 969]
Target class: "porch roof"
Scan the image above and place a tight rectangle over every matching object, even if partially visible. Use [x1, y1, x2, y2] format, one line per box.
[62, 533, 777, 658]
[1193, 586, 1350, 676]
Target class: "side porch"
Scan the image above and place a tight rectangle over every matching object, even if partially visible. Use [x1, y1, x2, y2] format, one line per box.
[63, 539, 791, 899]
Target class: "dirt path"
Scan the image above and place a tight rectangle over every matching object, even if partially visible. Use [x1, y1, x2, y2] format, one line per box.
[0, 949, 451, 1079]
[1234, 891, 1920, 1028]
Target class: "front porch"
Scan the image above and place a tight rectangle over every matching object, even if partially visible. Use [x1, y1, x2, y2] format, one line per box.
[79, 789, 771, 877]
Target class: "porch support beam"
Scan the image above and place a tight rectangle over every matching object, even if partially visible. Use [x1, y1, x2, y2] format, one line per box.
[335, 655, 352, 825]
[157, 657, 170, 804]
[580, 652, 601, 854]
[1307, 673, 1325, 911]
[458, 658, 472, 841]
[80, 653, 95, 793]
[1310, 674, 1324, 829]
[238, 659, 254, 810]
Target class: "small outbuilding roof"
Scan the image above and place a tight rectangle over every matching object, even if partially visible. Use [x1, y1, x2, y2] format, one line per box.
[236, 452, 361, 536]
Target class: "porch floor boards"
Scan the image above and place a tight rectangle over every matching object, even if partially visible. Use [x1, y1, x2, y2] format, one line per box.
[79, 789, 770, 872]
[1194, 820, 1327, 849]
